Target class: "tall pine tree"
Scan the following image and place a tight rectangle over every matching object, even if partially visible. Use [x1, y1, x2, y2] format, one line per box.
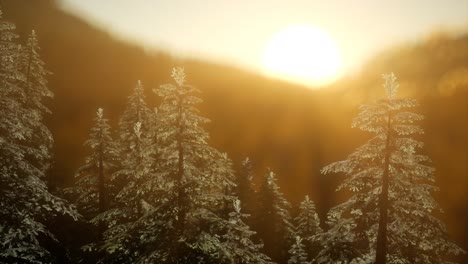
[154, 67, 234, 262]
[20, 30, 54, 184]
[68, 108, 118, 219]
[91, 82, 158, 263]
[112, 80, 157, 213]
[256, 169, 294, 263]
[234, 157, 257, 222]
[295, 195, 322, 262]
[94, 67, 269, 263]
[0, 12, 78, 263]
[220, 199, 273, 264]
[320, 73, 465, 263]
[116, 80, 155, 163]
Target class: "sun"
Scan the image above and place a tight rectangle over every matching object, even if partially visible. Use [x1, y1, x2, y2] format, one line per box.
[262, 24, 343, 87]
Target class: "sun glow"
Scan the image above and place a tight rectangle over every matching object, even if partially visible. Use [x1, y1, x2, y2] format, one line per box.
[262, 25, 343, 88]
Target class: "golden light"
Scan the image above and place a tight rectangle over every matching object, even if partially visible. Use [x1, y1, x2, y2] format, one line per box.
[262, 24, 343, 87]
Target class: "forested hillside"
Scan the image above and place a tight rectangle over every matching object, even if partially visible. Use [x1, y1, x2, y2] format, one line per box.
[1, 0, 466, 262]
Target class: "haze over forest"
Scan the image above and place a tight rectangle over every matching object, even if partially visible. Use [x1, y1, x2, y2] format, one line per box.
[0, 0, 467, 263]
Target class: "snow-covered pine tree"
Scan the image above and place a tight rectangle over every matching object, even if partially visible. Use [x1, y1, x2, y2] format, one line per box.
[19, 30, 54, 181]
[94, 67, 268, 263]
[111, 80, 156, 212]
[314, 218, 365, 264]
[0, 12, 78, 263]
[92, 82, 157, 261]
[90, 120, 157, 263]
[151, 67, 233, 262]
[116, 80, 155, 162]
[69, 108, 118, 219]
[288, 236, 309, 264]
[235, 157, 257, 219]
[155, 67, 273, 263]
[295, 195, 322, 262]
[256, 169, 294, 263]
[320, 73, 465, 263]
[218, 199, 273, 264]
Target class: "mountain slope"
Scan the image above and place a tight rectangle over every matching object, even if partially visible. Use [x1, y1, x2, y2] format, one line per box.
[1, 0, 467, 259]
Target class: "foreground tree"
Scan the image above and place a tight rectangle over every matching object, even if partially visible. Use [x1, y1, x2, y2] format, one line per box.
[288, 236, 309, 264]
[295, 195, 322, 261]
[19, 30, 54, 184]
[234, 157, 257, 219]
[68, 108, 118, 219]
[256, 169, 294, 263]
[111, 80, 157, 215]
[0, 11, 78, 263]
[154, 67, 232, 262]
[116, 80, 155, 166]
[314, 208, 367, 264]
[88, 82, 158, 262]
[320, 73, 465, 263]
[94, 67, 269, 263]
[221, 199, 273, 263]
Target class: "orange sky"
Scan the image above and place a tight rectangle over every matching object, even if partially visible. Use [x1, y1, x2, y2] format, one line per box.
[60, 0, 468, 84]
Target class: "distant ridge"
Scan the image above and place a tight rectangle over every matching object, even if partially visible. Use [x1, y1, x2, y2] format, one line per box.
[1, 1, 466, 259]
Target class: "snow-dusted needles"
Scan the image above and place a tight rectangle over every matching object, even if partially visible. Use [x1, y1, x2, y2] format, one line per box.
[1, 2, 464, 261]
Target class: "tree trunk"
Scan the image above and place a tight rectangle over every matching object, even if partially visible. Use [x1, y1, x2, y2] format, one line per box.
[25, 44, 33, 89]
[97, 137, 106, 240]
[375, 112, 392, 264]
[172, 93, 186, 260]
[135, 123, 142, 217]
[176, 133, 186, 230]
[98, 144, 106, 213]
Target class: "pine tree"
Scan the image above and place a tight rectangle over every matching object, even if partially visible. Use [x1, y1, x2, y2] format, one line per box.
[90, 121, 156, 263]
[0, 12, 78, 263]
[320, 73, 465, 263]
[219, 199, 273, 264]
[94, 67, 268, 263]
[91, 82, 157, 262]
[112, 80, 156, 213]
[69, 108, 118, 219]
[19, 30, 54, 181]
[314, 213, 366, 264]
[112, 121, 155, 213]
[256, 169, 294, 263]
[235, 157, 257, 219]
[288, 236, 309, 264]
[116, 80, 155, 161]
[295, 195, 322, 261]
[153, 67, 233, 262]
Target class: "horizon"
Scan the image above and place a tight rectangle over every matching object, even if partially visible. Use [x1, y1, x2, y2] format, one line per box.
[59, 0, 468, 87]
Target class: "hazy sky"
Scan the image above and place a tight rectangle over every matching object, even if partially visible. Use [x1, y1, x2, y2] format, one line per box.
[60, 0, 468, 79]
